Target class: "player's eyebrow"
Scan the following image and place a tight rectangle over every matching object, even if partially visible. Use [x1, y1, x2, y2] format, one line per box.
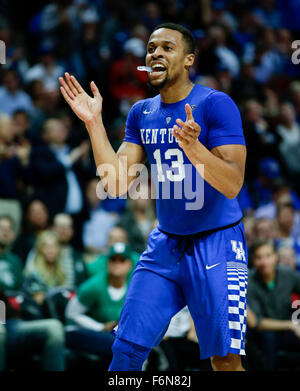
[147, 40, 176, 48]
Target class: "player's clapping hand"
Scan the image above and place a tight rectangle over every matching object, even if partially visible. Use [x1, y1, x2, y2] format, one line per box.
[59, 72, 103, 124]
[172, 103, 201, 150]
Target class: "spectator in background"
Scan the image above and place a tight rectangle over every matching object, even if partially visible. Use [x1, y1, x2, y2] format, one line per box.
[78, 8, 101, 87]
[13, 199, 49, 264]
[0, 20, 30, 80]
[207, 24, 240, 78]
[263, 87, 280, 121]
[25, 80, 48, 133]
[82, 179, 118, 254]
[247, 239, 300, 370]
[0, 288, 65, 371]
[252, 38, 281, 84]
[12, 109, 40, 147]
[65, 242, 137, 366]
[0, 114, 31, 201]
[131, 24, 149, 46]
[275, 203, 300, 266]
[118, 183, 156, 254]
[242, 216, 257, 252]
[278, 245, 297, 271]
[289, 81, 300, 123]
[0, 215, 23, 292]
[29, 0, 80, 69]
[0, 70, 34, 116]
[243, 101, 279, 181]
[52, 213, 87, 288]
[30, 118, 89, 218]
[214, 63, 233, 95]
[24, 230, 67, 290]
[251, 158, 283, 209]
[255, 179, 300, 222]
[231, 62, 265, 104]
[253, 0, 282, 29]
[232, 8, 258, 60]
[142, 2, 163, 32]
[254, 218, 277, 241]
[24, 47, 64, 93]
[86, 226, 140, 277]
[276, 102, 300, 189]
[275, 29, 299, 80]
[109, 36, 148, 113]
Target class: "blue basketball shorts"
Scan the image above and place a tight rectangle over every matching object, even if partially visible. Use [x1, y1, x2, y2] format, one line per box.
[113, 220, 248, 359]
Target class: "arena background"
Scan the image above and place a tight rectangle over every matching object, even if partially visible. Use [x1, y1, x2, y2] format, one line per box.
[0, 0, 300, 371]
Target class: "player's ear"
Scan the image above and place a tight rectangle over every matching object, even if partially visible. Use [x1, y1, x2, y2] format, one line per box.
[184, 53, 195, 69]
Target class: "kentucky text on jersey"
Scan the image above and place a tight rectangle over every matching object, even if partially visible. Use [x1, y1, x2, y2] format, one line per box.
[140, 128, 179, 144]
[124, 84, 246, 235]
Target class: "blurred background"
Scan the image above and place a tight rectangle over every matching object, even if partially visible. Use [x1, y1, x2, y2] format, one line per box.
[0, 0, 300, 371]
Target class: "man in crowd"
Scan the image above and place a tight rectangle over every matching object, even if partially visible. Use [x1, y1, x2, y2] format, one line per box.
[247, 239, 300, 370]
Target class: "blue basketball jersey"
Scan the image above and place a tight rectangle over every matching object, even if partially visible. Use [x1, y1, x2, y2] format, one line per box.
[123, 84, 245, 235]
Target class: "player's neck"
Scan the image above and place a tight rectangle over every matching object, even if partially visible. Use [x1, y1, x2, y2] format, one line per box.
[160, 79, 194, 104]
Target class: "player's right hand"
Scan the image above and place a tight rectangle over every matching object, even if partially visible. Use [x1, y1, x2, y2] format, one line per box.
[59, 72, 103, 124]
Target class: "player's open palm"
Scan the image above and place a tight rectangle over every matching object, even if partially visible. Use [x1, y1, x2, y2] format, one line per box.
[59, 72, 102, 124]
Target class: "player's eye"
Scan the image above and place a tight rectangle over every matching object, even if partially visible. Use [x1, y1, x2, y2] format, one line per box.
[147, 46, 155, 53]
[165, 46, 172, 51]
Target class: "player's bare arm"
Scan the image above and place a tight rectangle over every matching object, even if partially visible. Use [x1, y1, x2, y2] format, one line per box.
[173, 103, 246, 199]
[59, 72, 146, 196]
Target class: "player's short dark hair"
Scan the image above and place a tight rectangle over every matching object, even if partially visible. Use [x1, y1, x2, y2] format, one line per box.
[152, 23, 196, 54]
[250, 239, 275, 258]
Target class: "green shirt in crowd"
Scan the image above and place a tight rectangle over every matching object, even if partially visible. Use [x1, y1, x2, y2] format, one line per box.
[0, 251, 23, 291]
[86, 251, 140, 277]
[78, 256, 138, 323]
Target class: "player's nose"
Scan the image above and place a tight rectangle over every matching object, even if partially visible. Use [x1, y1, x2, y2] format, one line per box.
[151, 46, 164, 58]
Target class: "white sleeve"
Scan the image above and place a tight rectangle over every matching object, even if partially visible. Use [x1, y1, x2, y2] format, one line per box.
[65, 296, 105, 332]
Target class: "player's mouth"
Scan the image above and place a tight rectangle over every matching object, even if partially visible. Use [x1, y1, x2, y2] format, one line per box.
[150, 63, 167, 78]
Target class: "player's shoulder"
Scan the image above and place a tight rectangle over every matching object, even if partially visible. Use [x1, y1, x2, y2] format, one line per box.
[195, 84, 236, 106]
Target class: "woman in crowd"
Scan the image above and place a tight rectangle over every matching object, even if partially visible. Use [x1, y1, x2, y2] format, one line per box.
[24, 230, 66, 289]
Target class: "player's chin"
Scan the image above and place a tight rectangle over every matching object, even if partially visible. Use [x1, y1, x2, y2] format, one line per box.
[147, 75, 168, 90]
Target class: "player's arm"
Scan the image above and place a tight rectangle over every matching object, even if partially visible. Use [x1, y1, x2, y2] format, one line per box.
[59, 73, 146, 196]
[173, 99, 246, 199]
[187, 142, 245, 199]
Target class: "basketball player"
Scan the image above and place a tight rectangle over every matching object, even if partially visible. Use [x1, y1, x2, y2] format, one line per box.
[59, 23, 248, 371]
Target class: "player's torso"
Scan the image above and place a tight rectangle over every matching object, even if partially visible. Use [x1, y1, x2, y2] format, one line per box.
[133, 84, 243, 234]
[137, 85, 210, 166]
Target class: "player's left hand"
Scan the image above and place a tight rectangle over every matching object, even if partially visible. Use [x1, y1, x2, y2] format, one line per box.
[172, 103, 201, 150]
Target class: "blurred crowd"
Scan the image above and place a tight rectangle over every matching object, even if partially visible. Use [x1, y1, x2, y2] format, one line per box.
[0, 0, 300, 371]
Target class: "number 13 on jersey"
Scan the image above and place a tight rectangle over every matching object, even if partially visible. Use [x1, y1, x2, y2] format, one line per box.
[153, 148, 185, 182]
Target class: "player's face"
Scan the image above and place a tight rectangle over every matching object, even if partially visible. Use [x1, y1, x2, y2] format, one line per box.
[145, 28, 191, 89]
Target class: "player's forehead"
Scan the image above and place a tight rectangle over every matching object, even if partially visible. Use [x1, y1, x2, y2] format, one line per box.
[147, 28, 184, 48]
